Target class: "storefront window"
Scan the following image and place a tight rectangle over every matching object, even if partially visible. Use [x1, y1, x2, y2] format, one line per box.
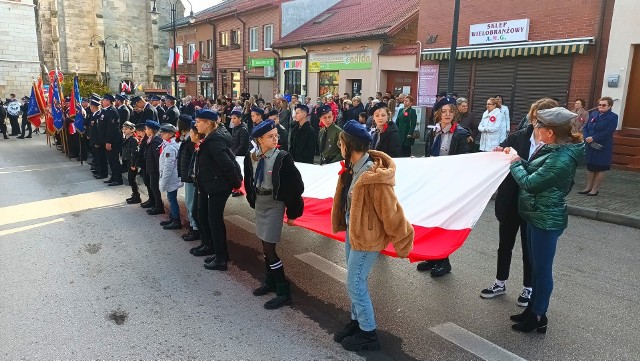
[284, 70, 302, 96]
[319, 71, 339, 97]
[232, 72, 241, 99]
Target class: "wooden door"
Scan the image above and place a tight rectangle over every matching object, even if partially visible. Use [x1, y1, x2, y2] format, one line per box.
[623, 45, 640, 129]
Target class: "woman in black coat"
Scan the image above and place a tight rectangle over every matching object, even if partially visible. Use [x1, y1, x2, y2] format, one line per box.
[370, 102, 402, 157]
[191, 110, 242, 271]
[289, 104, 316, 164]
[143, 121, 164, 215]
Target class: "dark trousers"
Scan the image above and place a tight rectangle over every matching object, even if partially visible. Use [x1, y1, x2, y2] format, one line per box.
[496, 218, 532, 287]
[198, 189, 231, 260]
[526, 224, 563, 316]
[107, 143, 123, 182]
[127, 165, 139, 196]
[94, 145, 108, 177]
[8, 116, 20, 135]
[142, 171, 155, 204]
[148, 170, 163, 209]
[0, 122, 7, 137]
[401, 145, 412, 157]
[21, 119, 32, 137]
[78, 135, 89, 161]
[67, 131, 79, 157]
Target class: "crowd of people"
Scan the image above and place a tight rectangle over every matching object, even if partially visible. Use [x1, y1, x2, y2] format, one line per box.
[10, 85, 621, 352]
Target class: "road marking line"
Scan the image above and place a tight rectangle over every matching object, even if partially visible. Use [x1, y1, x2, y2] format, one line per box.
[0, 162, 73, 171]
[430, 322, 526, 361]
[0, 218, 65, 237]
[225, 215, 257, 233]
[295, 252, 346, 283]
[225, 215, 347, 283]
[0, 163, 78, 174]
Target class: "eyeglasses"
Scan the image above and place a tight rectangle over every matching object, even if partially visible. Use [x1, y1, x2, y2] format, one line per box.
[598, 103, 609, 107]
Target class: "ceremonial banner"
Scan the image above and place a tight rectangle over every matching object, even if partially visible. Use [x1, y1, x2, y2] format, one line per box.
[237, 152, 511, 262]
[51, 71, 64, 131]
[70, 76, 84, 133]
[27, 85, 42, 128]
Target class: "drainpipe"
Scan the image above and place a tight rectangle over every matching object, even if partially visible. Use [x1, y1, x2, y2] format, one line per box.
[209, 20, 217, 100]
[589, 0, 608, 107]
[301, 46, 308, 98]
[234, 12, 247, 91]
[271, 47, 280, 95]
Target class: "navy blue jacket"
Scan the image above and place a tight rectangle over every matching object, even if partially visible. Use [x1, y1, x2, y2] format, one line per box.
[583, 110, 618, 167]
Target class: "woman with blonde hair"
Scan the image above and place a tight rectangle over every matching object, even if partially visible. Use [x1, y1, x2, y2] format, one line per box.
[478, 97, 504, 151]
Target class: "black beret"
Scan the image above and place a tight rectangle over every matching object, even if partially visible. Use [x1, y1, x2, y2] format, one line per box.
[230, 110, 242, 118]
[343, 120, 373, 143]
[102, 93, 115, 102]
[130, 96, 143, 104]
[251, 119, 276, 139]
[250, 106, 265, 115]
[295, 104, 309, 113]
[178, 114, 193, 125]
[369, 102, 388, 116]
[195, 109, 218, 121]
[317, 104, 333, 117]
[267, 109, 279, 118]
[135, 123, 147, 131]
[144, 120, 160, 130]
[433, 96, 457, 112]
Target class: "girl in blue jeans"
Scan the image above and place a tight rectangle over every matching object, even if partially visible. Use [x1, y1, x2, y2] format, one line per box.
[330, 120, 414, 352]
[158, 123, 183, 230]
[506, 107, 585, 333]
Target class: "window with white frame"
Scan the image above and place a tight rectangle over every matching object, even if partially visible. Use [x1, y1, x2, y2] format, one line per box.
[219, 31, 229, 47]
[199, 41, 204, 60]
[207, 39, 213, 58]
[231, 29, 241, 45]
[188, 44, 196, 63]
[249, 27, 258, 52]
[176, 45, 184, 64]
[263, 24, 273, 50]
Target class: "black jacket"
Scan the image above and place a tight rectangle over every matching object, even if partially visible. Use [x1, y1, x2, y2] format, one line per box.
[177, 137, 196, 183]
[289, 121, 316, 164]
[165, 106, 180, 126]
[118, 105, 130, 127]
[277, 124, 289, 152]
[426, 123, 470, 156]
[156, 106, 166, 123]
[196, 131, 240, 194]
[144, 135, 162, 174]
[141, 103, 158, 123]
[243, 150, 304, 219]
[122, 136, 139, 163]
[372, 121, 402, 157]
[231, 123, 250, 156]
[136, 135, 148, 168]
[102, 106, 122, 144]
[495, 124, 534, 223]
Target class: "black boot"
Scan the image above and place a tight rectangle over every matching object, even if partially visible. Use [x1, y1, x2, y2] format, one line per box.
[510, 305, 532, 322]
[341, 329, 380, 351]
[163, 218, 182, 230]
[189, 243, 206, 255]
[253, 264, 276, 296]
[511, 313, 548, 334]
[183, 229, 200, 242]
[160, 217, 174, 226]
[334, 320, 360, 343]
[416, 260, 437, 271]
[430, 258, 452, 277]
[264, 282, 291, 309]
[204, 255, 227, 271]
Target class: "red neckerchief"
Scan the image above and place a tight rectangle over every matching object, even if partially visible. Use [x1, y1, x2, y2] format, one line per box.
[338, 160, 350, 175]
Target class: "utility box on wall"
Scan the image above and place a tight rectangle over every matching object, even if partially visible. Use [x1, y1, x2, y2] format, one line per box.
[608, 74, 620, 88]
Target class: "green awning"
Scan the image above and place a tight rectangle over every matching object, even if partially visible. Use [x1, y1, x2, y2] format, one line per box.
[421, 38, 593, 61]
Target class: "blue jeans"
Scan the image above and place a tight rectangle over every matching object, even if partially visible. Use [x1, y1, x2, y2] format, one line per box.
[345, 213, 379, 332]
[526, 223, 563, 316]
[166, 190, 180, 219]
[184, 183, 198, 230]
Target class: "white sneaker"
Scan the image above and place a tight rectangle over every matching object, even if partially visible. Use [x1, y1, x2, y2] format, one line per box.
[517, 288, 532, 307]
[480, 283, 506, 298]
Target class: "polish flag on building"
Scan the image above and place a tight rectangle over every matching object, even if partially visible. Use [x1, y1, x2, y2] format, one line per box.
[237, 152, 511, 262]
[167, 48, 180, 69]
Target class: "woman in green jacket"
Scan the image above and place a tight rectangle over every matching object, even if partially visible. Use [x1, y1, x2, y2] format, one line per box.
[505, 107, 584, 334]
[395, 95, 417, 157]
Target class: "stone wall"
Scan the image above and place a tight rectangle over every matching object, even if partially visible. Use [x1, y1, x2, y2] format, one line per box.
[0, 0, 41, 98]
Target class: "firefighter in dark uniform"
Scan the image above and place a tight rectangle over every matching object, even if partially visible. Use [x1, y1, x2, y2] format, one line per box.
[92, 95, 109, 179]
[115, 94, 130, 127]
[131, 96, 158, 124]
[79, 97, 91, 161]
[150, 95, 166, 123]
[100, 94, 123, 186]
[164, 94, 180, 126]
[88, 94, 101, 171]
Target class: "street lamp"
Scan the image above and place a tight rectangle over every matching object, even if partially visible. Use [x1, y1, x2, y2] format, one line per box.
[89, 35, 119, 87]
[149, 0, 196, 97]
[446, 0, 461, 97]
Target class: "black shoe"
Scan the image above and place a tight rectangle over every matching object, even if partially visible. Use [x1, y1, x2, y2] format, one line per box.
[231, 191, 243, 197]
[204, 255, 217, 263]
[163, 219, 182, 230]
[430, 259, 452, 278]
[578, 189, 592, 195]
[126, 195, 141, 204]
[140, 200, 153, 208]
[183, 230, 200, 242]
[3, 136, 8, 139]
[103, 179, 114, 184]
[334, 320, 360, 343]
[511, 313, 548, 334]
[586, 191, 599, 196]
[94, 175, 108, 179]
[146, 208, 165, 215]
[108, 180, 123, 186]
[252, 283, 276, 296]
[416, 260, 437, 271]
[190, 243, 206, 254]
[192, 246, 215, 257]
[160, 218, 174, 226]
[510, 306, 532, 322]
[204, 259, 227, 271]
[264, 283, 291, 309]
[25, 135, 32, 138]
[181, 228, 194, 239]
[341, 329, 380, 352]
[17, 136, 24, 139]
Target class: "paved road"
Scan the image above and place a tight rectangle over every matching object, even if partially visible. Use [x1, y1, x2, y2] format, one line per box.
[1, 137, 639, 360]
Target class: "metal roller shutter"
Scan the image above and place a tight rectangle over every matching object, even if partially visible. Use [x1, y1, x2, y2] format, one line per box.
[471, 58, 516, 119]
[437, 61, 472, 99]
[512, 56, 572, 123]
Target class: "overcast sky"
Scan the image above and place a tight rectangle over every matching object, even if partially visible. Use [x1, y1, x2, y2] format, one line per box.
[184, 0, 223, 14]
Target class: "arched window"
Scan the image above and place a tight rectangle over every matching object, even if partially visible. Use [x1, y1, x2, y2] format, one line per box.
[121, 41, 132, 63]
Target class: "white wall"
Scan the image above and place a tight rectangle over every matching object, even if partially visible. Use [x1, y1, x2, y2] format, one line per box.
[601, 0, 640, 129]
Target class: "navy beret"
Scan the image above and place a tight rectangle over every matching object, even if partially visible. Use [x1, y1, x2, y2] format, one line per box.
[195, 109, 218, 121]
[230, 110, 242, 118]
[295, 104, 309, 113]
[343, 120, 373, 143]
[433, 96, 457, 112]
[144, 120, 161, 130]
[159, 123, 178, 133]
[267, 109, 279, 118]
[317, 104, 333, 117]
[190, 120, 197, 131]
[102, 93, 115, 102]
[369, 102, 388, 116]
[250, 106, 265, 115]
[178, 114, 193, 125]
[130, 96, 143, 104]
[251, 119, 276, 139]
[149, 95, 161, 101]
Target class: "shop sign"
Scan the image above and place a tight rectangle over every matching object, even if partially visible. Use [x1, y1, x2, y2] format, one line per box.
[418, 64, 438, 106]
[308, 49, 373, 72]
[249, 58, 275, 68]
[469, 19, 530, 45]
[201, 62, 212, 76]
[281, 59, 305, 70]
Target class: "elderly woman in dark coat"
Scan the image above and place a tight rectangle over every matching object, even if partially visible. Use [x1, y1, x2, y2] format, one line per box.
[579, 96, 618, 196]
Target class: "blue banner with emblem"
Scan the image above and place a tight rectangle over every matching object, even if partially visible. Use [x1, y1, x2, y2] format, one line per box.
[51, 73, 64, 131]
[72, 76, 85, 132]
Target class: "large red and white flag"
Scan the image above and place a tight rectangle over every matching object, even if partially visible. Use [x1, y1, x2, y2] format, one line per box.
[237, 152, 511, 262]
[167, 48, 180, 69]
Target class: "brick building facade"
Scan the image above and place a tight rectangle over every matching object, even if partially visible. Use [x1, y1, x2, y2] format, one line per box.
[418, 0, 614, 123]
